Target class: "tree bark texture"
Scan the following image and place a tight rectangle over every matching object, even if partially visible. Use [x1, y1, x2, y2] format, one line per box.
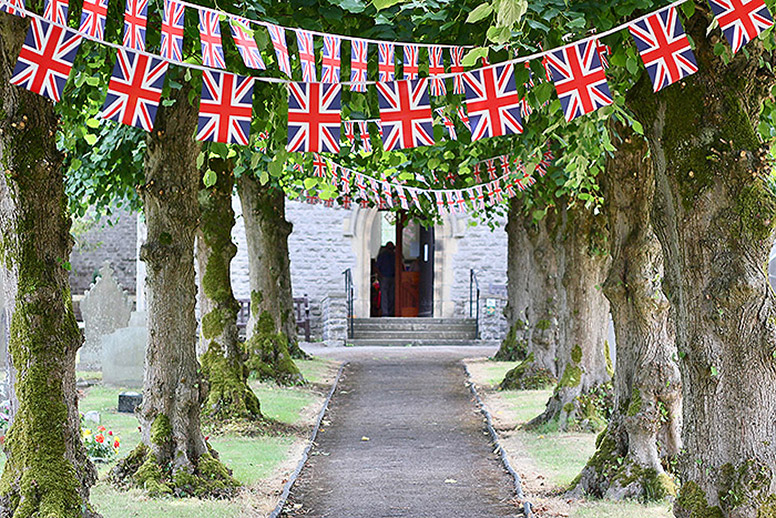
[237, 175, 303, 384]
[499, 198, 560, 390]
[112, 76, 237, 497]
[528, 203, 612, 431]
[196, 159, 260, 421]
[572, 124, 681, 501]
[629, 5, 776, 516]
[0, 13, 97, 518]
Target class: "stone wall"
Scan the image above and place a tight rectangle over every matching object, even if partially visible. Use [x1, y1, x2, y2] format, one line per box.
[70, 210, 137, 297]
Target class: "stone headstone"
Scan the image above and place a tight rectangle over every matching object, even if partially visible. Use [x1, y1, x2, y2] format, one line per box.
[83, 410, 100, 424]
[118, 392, 142, 413]
[101, 311, 146, 387]
[79, 262, 133, 370]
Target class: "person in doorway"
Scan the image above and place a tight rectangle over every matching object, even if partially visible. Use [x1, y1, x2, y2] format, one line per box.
[376, 242, 396, 317]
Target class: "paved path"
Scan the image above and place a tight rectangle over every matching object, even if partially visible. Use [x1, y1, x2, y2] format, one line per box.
[283, 346, 518, 517]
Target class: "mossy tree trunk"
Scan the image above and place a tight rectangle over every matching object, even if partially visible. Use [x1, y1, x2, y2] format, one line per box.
[236, 175, 303, 384]
[528, 203, 612, 431]
[629, 6, 776, 517]
[0, 13, 97, 518]
[196, 159, 260, 421]
[499, 198, 560, 390]
[572, 123, 681, 501]
[112, 75, 237, 497]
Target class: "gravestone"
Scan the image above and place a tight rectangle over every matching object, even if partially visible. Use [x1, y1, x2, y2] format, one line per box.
[101, 311, 147, 387]
[79, 262, 133, 370]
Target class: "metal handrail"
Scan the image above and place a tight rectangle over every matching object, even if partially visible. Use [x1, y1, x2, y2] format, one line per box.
[343, 268, 354, 339]
[469, 269, 480, 339]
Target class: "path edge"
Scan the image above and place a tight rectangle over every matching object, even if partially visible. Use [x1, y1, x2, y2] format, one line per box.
[462, 362, 535, 518]
[268, 361, 347, 518]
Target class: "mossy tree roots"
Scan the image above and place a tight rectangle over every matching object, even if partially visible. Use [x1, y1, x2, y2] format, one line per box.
[245, 311, 303, 385]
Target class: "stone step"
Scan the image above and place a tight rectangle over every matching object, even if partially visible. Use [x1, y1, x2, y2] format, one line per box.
[349, 338, 479, 347]
[353, 317, 476, 326]
[352, 328, 476, 338]
[352, 326, 477, 335]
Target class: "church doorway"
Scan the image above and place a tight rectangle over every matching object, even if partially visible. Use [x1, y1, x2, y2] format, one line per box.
[370, 211, 434, 318]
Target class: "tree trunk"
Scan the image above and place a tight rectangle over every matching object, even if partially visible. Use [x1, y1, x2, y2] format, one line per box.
[499, 198, 560, 390]
[0, 14, 98, 518]
[527, 203, 612, 431]
[112, 74, 237, 498]
[197, 159, 260, 421]
[236, 175, 303, 384]
[572, 124, 681, 501]
[628, 6, 776, 517]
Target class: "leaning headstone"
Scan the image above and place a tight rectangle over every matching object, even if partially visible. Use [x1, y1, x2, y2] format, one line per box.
[101, 311, 147, 387]
[83, 410, 101, 424]
[79, 262, 133, 370]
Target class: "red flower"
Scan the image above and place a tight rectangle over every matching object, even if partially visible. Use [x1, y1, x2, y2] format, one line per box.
[95, 434, 104, 444]
[113, 440, 120, 449]
[97, 426, 106, 432]
[108, 431, 113, 436]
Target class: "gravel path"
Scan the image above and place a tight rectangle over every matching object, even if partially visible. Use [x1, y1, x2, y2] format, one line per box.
[282, 346, 518, 517]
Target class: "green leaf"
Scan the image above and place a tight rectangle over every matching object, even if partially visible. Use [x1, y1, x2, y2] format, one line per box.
[372, 0, 405, 10]
[462, 47, 489, 67]
[710, 366, 719, 377]
[84, 134, 98, 146]
[203, 169, 217, 187]
[304, 177, 319, 189]
[196, 153, 205, 169]
[466, 3, 493, 24]
[86, 118, 100, 129]
[496, 0, 527, 29]
[486, 26, 511, 44]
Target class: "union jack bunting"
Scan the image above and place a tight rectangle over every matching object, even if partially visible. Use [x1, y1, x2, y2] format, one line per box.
[11, 19, 82, 103]
[409, 188, 422, 210]
[396, 185, 410, 210]
[500, 155, 511, 176]
[456, 190, 466, 212]
[403, 44, 419, 80]
[343, 121, 356, 146]
[357, 121, 372, 152]
[369, 178, 381, 202]
[629, 7, 698, 92]
[377, 78, 434, 151]
[595, 37, 612, 69]
[44, 0, 68, 25]
[296, 30, 317, 82]
[321, 35, 341, 83]
[382, 181, 394, 208]
[230, 17, 266, 70]
[350, 39, 368, 92]
[434, 191, 445, 212]
[160, 0, 185, 62]
[445, 191, 457, 213]
[100, 49, 168, 131]
[268, 24, 291, 77]
[429, 46, 447, 96]
[340, 169, 350, 191]
[123, 0, 147, 52]
[708, 0, 773, 53]
[1, 0, 25, 18]
[463, 63, 523, 141]
[199, 11, 226, 69]
[312, 153, 327, 178]
[356, 173, 368, 200]
[473, 163, 482, 183]
[287, 82, 341, 153]
[196, 71, 254, 145]
[79, 0, 108, 39]
[437, 109, 457, 140]
[457, 106, 471, 131]
[450, 47, 465, 94]
[378, 42, 395, 82]
[545, 40, 613, 122]
[486, 159, 498, 180]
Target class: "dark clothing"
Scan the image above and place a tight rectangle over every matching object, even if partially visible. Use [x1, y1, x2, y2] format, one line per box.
[380, 276, 395, 317]
[376, 249, 396, 278]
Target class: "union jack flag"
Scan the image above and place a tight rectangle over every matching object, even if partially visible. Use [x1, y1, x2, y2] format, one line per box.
[230, 17, 265, 70]
[199, 11, 226, 69]
[500, 155, 511, 176]
[457, 106, 471, 131]
[382, 181, 394, 208]
[436, 108, 457, 140]
[100, 49, 168, 131]
[409, 188, 422, 210]
[43, 0, 67, 24]
[11, 19, 82, 103]
[450, 47, 465, 94]
[287, 82, 341, 153]
[403, 44, 419, 80]
[545, 40, 613, 122]
[357, 121, 372, 152]
[312, 153, 327, 178]
[378, 42, 395, 82]
[629, 6, 698, 92]
[463, 63, 523, 141]
[296, 30, 316, 82]
[322, 35, 341, 83]
[377, 79, 434, 151]
[395, 185, 409, 210]
[1, 0, 25, 17]
[708, 0, 773, 53]
[160, 0, 184, 62]
[79, 0, 108, 39]
[473, 163, 482, 183]
[350, 39, 368, 92]
[196, 71, 254, 145]
[429, 46, 446, 96]
[486, 159, 498, 180]
[343, 121, 356, 146]
[123, 0, 147, 52]
[268, 24, 291, 77]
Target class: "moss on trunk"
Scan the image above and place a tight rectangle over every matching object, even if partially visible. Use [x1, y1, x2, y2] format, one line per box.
[197, 158, 260, 422]
[0, 13, 97, 518]
[245, 311, 303, 385]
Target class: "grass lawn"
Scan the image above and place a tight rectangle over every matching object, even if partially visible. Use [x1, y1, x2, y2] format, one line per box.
[465, 358, 674, 518]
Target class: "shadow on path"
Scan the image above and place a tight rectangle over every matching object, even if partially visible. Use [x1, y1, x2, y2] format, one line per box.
[283, 346, 518, 517]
